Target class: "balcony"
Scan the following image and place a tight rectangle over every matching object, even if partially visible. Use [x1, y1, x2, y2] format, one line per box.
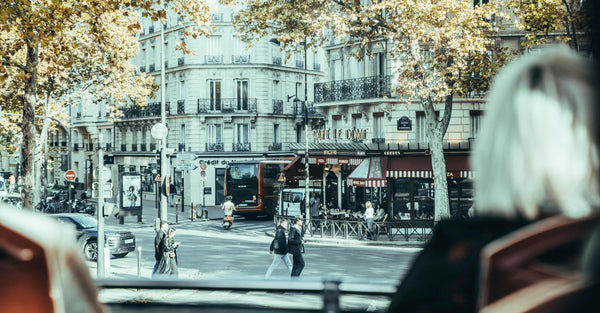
[272, 99, 283, 114]
[292, 101, 318, 116]
[233, 143, 251, 152]
[197, 98, 257, 113]
[313, 63, 321, 71]
[232, 55, 251, 64]
[314, 75, 392, 103]
[296, 60, 305, 69]
[268, 143, 282, 151]
[272, 57, 282, 66]
[206, 142, 224, 152]
[149, 26, 154, 33]
[120, 102, 161, 119]
[205, 55, 223, 64]
[177, 100, 185, 114]
[178, 57, 184, 66]
[139, 66, 146, 73]
[149, 64, 155, 72]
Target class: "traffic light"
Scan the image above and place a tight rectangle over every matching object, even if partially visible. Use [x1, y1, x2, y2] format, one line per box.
[103, 155, 114, 164]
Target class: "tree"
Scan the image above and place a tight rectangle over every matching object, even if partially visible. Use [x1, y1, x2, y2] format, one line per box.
[506, 0, 592, 52]
[227, 0, 510, 221]
[0, 0, 213, 210]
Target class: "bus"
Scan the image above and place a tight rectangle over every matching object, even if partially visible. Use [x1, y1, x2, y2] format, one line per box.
[224, 160, 288, 217]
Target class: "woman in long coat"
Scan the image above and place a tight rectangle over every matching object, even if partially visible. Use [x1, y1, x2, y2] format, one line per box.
[156, 228, 180, 278]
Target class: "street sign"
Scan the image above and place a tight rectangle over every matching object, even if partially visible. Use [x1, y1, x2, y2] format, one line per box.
[200, 170, 206, 177]
[154, 174, 161, 182]
[200, 162, 207, 170]
[176, 163, 197, 171]
[65, 170, 77, 182]
[176, 152, 196, 161]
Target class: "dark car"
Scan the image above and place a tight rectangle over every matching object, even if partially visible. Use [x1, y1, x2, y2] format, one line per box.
[50, 213, 136, 261]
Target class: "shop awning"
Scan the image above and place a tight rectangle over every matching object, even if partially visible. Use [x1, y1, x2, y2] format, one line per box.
[347, 157, 388, 187]
[385, 155, 472, 179]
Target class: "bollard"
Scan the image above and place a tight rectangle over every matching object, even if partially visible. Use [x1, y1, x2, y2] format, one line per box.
[137, 246, 142, 278]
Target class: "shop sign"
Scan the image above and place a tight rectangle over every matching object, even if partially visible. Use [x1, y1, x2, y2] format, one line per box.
[195, 159, 235, 166]
[323, 150, 337, 155]
[312, 127, 367, 141]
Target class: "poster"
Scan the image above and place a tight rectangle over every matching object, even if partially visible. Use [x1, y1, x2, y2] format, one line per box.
[121, 174, 142, 208]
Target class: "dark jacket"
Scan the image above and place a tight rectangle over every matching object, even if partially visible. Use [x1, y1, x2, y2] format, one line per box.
[154, 230, 166, 261]
[387, 217, 529, 313]
[156, 235, 179, 276]
[288, 225, 303, 255]
[270, 226, 288, 255]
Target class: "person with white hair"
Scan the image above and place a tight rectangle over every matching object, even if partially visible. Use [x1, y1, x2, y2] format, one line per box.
[387, 46, 600, 313]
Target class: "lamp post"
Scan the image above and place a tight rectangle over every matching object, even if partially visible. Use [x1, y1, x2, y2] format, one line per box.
[303, 40, 310, 232]
[151, 122, 168, 222]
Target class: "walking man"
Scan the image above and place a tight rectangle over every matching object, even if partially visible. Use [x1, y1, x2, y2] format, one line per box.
[265, 219, 292, 279]
[288, 216, 305, 278]
[152, 221, 169, 277]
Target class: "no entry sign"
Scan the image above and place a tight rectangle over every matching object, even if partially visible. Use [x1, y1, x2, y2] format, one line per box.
[65, 170, 77, 182]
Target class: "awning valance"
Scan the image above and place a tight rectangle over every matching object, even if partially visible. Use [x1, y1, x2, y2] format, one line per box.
[347, 157, 388, 187]
[385, 156, 472, 179]
[309, 157, 363, 166]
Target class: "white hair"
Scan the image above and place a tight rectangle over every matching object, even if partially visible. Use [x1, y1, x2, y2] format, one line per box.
[472, 46, 600, 219]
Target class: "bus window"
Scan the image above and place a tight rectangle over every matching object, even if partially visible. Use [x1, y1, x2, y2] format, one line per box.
[228, 164, 257, 180]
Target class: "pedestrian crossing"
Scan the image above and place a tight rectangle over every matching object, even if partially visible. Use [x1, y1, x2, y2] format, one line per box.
[213, 220, 275, 234]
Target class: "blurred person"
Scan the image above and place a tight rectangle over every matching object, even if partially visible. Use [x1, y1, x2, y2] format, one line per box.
[156, 227, 180, 279]
[387, 46, 600, 313]
[152, 221, 169, 278]
[8, 173, 15, 193]
[265, 219, 292, 279]
[364, 201, 374, 240]
[0, 204, 104, 312]
[288, 216, 305, 278]
[169, 182, 175, 207]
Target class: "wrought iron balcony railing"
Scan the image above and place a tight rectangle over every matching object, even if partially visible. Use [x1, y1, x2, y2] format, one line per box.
[120, 102, 161, 119]
[140, 143, 146, 151]
[177, 100, 185, 114]
[268, 143, 282, 151]
[232, 55, 251, 64]
[372, 138, 385, 144]
[206, 142, 224, 152]
[292, 101, 318, 116]
[178, 57, 184, 66]
[205, 55, 223, 64]
[272, 57, 282, 65]
[314, 75, 392, 103]
[149, 26, 154, 33]
[139, 66, 146, 73]
[296, 60, 305, 69]
[272, 99, 283, 114]
[313, 63, 321, 71]
[149, 64, 155, 72]
[197, 98, 257, 113]
[233, 142, 251, 152]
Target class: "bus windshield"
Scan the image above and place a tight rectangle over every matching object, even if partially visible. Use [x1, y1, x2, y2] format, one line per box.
[227, 163, 257, 180]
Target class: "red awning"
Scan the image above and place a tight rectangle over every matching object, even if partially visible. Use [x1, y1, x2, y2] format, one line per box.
[385, 155, 472, 179]
[347, 157, 388, 187]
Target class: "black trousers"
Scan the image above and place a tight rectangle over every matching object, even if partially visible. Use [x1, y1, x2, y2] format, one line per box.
[291, 253, 305, 277]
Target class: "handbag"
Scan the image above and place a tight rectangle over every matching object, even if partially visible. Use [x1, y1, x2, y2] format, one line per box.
[169, 251, 175, 258]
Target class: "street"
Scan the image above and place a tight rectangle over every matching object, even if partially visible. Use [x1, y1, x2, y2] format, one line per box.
[88, 215, 420, 283]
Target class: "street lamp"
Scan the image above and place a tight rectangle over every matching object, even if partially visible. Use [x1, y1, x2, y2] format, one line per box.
[151, 122, 169, 222]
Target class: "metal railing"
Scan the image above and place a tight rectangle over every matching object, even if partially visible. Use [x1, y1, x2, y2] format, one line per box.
[273, 57, 282, 65]
[275, 215, 433, 242]
[177, 100, 185, 114]
[206, 142, 224, 152]
[205, 55, 224, 64]
[233, 142, 251, 151]
[272, 99, 283, 114]
[232, 55, 251, 64]
[314, 75, 392, 103]
[197, 98, 257, 113]
[268, 143, 282, 151]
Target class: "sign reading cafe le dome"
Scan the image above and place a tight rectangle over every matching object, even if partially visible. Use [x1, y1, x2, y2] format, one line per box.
[312, 127, 367, 141]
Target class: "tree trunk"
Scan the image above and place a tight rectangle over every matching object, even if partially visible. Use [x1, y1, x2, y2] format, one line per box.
[423, 95, 453, 222]
[20, 42, 39, 211]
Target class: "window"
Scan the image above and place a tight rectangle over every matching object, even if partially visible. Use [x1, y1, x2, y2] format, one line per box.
[179, 80, 185, 101]
[416, 112, 427, 146]
[207, 36, 221, 56]
[208, 80, 221, 111]
[208, 124, 222, 144]
[272, 80, 280, 100]
[180, 124, 186, 151]
[470, 110, 483, 139]
[296, 124, 302, 143]
[236, 124, 249, 144]
[352, 113, 362, 129]
[373, 115, 384, 139]
[273, 124, 280, 144]
[236, 80, 249, 111]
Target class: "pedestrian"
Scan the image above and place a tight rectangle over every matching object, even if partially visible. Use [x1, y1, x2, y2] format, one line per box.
[156, 227, 180, 278]
[364, 201, 374, 240]
[265, 219, 293, 279]
[169, 182, 176, 207]
[152, 221, 169, 278]
[288, 216, 305, 278]
[387, 46, 600, 313]
[8, 174, 15, 193]
[309, 193, 321, 222]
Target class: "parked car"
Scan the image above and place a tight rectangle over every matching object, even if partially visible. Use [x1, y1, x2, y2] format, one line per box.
[50, 213, 135, 261]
